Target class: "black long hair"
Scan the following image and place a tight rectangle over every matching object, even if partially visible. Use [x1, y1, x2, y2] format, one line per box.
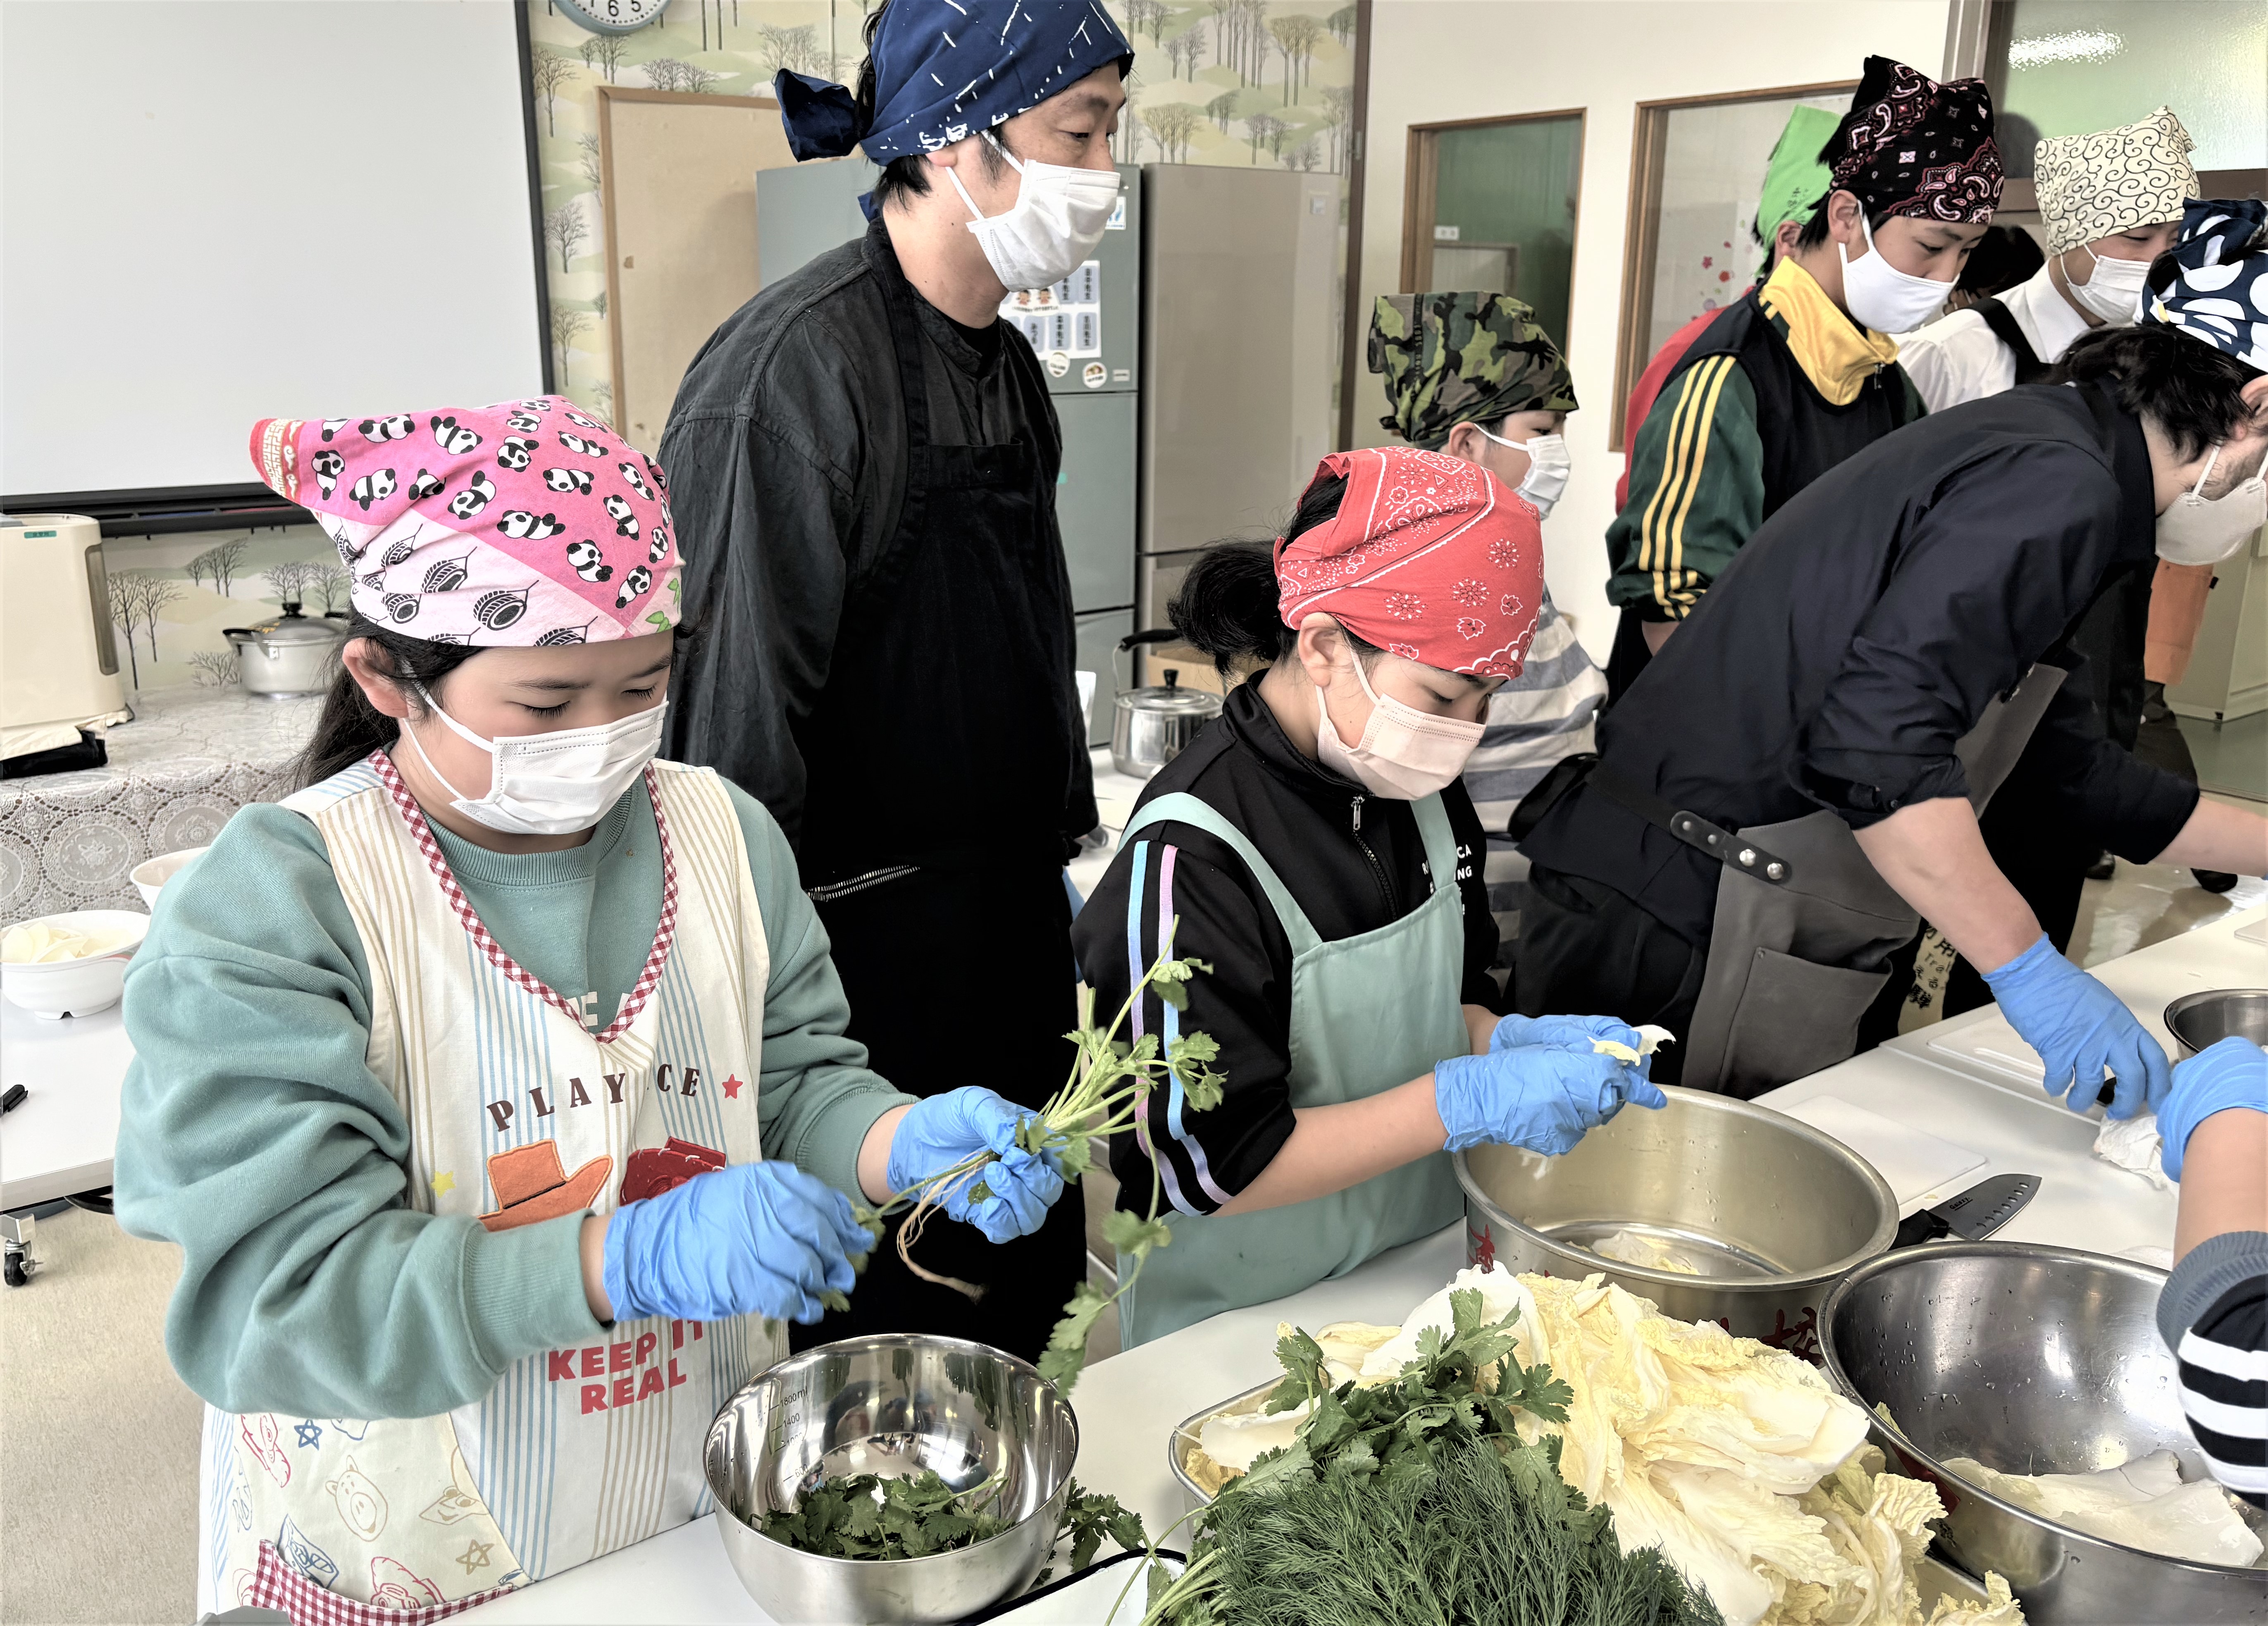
[1167, 472, 1382, 678]
[296, 617, 480, 787]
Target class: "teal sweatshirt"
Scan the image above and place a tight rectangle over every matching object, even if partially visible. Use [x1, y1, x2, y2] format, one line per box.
[113, 770, 913, 1422]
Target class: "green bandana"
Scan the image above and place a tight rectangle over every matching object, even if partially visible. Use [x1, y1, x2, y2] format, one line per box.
[1368, 291, 1577, 451]
[1755, 104, 1841, 255]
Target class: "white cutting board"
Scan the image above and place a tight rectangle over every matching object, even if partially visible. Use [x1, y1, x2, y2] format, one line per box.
[1926, 1010, 2048, 1085]
[1777, 1096, 1987, 1206]
[2238, 916, 2268, 947]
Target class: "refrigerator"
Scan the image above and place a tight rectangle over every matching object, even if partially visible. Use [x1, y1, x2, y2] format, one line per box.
[755, 162, 1142, 746]
[1138, 166, 1341, 639]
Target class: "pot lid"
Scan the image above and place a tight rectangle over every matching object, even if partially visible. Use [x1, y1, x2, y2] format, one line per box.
[1120, 678, 1222, 716]
[241, 606, 346, 645]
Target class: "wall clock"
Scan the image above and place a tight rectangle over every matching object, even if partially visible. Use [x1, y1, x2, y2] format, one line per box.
[557, 0, 669, 35]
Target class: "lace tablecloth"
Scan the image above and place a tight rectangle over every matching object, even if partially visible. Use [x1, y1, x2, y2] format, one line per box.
[0, 686, 322, 922]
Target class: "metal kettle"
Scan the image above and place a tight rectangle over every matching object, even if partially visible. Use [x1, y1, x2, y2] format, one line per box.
[1111, 628, 1223, 780]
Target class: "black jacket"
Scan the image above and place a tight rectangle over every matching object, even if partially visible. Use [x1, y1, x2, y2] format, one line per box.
[659, 226, 1094, 857]
[1524, 379, 2199, 944]
[1072, 678, 1499, 1214]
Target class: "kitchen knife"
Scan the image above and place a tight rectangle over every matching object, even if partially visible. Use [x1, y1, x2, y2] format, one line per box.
[1892, 1172, 2039, 1249]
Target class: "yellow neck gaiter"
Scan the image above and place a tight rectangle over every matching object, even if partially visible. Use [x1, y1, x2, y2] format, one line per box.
[1758, 257, 1902, 406]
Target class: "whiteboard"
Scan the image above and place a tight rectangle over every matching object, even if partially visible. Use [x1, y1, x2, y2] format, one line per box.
[1, 0, 545, 498]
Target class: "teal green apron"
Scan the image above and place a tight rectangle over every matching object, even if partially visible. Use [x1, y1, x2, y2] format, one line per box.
[1114, 790, 1474, 1346]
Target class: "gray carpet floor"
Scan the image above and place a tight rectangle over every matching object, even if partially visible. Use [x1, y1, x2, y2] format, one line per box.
[1, 1209, 200, 1625]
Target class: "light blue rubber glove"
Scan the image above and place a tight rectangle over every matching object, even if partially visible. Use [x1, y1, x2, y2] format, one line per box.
[2158, 1036, 2268, 1183]
[1434, 1046, 1667, 1156]
[886, 1087, 1067, 1245]
[1981, 934, 2172, 1119]
[603, 1161, 873, 1326]
[1489, 1013, 1648, 1058]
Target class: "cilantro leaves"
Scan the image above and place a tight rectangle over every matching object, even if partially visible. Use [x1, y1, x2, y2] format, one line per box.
[757, 1470, 1008, 1562]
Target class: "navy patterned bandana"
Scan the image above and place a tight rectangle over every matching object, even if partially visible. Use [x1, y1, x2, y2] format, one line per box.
[2144, 198, 2268, 374]
[776, 0, 1131, 164]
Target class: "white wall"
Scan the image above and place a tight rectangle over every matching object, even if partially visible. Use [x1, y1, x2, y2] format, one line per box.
[1359, 0, 1952, 659]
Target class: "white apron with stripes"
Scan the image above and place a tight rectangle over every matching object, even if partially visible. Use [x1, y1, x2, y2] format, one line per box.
[195, 753, 785, 1618]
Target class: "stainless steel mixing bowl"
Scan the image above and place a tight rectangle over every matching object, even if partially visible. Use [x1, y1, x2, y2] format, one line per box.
[1822, 1242, 2268, 1624]
[705, 1335, 1078, 1624]
[1455, 1086, 1897, 1356]
[2165, 989, 2268, 1059]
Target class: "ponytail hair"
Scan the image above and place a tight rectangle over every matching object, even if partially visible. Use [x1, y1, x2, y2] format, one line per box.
[296, 617, 481, 787]
[1168, 472, 1380, 677]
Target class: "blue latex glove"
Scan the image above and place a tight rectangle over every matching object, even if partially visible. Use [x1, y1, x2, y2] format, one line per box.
[886, 1087, 1067, 1244]
[2158, 1036, 2268, 1183]
[1981, 935, 2172, 1118]
[603, 1161, 872, 1325]
[1434, 1046, 1668, 1156]
[1489, 1013, 1648, 1059]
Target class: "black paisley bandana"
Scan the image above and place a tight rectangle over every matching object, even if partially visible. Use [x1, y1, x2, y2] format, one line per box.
[1824, 55, 2002, 224]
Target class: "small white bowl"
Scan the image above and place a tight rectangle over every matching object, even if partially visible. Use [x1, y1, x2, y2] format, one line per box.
[131, 846, 209, 909]
[1, 909, 151, 1019]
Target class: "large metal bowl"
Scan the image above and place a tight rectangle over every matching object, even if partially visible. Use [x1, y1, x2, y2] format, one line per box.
[705, 1335, 1078, 1624]
[2165, 989, 2268, 1059]
[1455, 1086, 1898, 1357]
[1822, 1242, 2268, 1623]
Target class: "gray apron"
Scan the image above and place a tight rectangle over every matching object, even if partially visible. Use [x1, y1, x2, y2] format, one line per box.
[1111, 790, 1473, 1346]
[1681, 665, 2066, 1097]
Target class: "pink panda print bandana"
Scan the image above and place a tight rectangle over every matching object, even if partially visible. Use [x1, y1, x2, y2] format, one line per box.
[248, 397, 678, 645]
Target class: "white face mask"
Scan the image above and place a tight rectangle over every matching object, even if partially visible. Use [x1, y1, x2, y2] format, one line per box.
[2156, 442, 2268, 566]
[1839, 212, 1957, 335]
[1476, 426, 1571, 519]
[405, 686, 666, 836]
[946, 131, 1120, 292]
[1315, 651, 1486, 801]
[2067, 244, 2151, 326]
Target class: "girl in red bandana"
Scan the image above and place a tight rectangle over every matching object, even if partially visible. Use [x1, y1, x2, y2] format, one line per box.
[1071, 447, 1665, 1345]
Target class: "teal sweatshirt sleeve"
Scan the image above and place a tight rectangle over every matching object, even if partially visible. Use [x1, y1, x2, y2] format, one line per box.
[112, 804, 604, 1420]
[114, 777, 911, 1423]
[726, 780, 917, 1198]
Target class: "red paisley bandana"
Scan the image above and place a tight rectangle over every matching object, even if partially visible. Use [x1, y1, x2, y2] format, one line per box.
[1274, 447, 1545, 679]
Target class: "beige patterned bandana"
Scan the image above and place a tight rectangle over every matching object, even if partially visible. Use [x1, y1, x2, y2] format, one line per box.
[2035, 107, 2198, 256]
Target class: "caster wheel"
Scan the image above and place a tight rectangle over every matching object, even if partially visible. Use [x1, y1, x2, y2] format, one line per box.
[3, 1255, 28, 1287]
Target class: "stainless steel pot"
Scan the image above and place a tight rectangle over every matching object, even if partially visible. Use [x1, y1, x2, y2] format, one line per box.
[1110, 629, 1222, 780]
[704, 1333, 1078, 1624]
[1821, 1242, 2268, 1624]
[222, 605, 345, 698]
[2165, 989, 2268, 1058]
[1454, 1086, 1898, 1358]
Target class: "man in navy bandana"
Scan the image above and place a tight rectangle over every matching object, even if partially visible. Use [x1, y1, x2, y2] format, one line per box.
[661, 0, 1132, 1360]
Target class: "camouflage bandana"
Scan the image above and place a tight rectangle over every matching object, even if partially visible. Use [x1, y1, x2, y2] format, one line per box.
[1369, 292, 1578, 451]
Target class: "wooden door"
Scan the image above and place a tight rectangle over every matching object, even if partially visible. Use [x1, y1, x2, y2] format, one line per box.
[598, 88, 796, 455]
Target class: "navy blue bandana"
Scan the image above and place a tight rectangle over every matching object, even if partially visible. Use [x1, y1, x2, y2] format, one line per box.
[776, 0, 1131, 164]
[2144, 198, 2268, 374]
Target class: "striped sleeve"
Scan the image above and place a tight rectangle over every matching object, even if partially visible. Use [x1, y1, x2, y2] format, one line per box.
[2173, 1263, 2268, 1509]
[1604, 355, 1765, 620]
[1072, 829, 1300, 1220]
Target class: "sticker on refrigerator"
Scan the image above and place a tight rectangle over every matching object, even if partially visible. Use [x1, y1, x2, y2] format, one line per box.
[1047, 351, 1071, 378]
[1001, 260, 1104, 362]
[1107, 194, 1126, 230]
[1082, 362, 1107, 389]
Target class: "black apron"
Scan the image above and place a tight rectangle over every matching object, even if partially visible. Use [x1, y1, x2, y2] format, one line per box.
[1679, 665, 2066, 1097]
[790, 227, 1089, 1362]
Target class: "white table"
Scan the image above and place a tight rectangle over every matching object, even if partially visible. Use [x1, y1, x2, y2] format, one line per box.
[1884, 902, 2266, 1106]
[0, 995, 131, 1210]
[481, 1024, 2184, 1620]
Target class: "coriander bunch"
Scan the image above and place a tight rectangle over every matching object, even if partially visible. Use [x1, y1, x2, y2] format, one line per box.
[827, 933, 1226, 1395]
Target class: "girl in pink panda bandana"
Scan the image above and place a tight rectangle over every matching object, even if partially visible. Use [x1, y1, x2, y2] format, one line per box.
[113, 396, 1069, 1618]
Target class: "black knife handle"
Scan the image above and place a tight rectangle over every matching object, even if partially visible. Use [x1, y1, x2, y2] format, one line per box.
[1893, 1207, 1952, 1249]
